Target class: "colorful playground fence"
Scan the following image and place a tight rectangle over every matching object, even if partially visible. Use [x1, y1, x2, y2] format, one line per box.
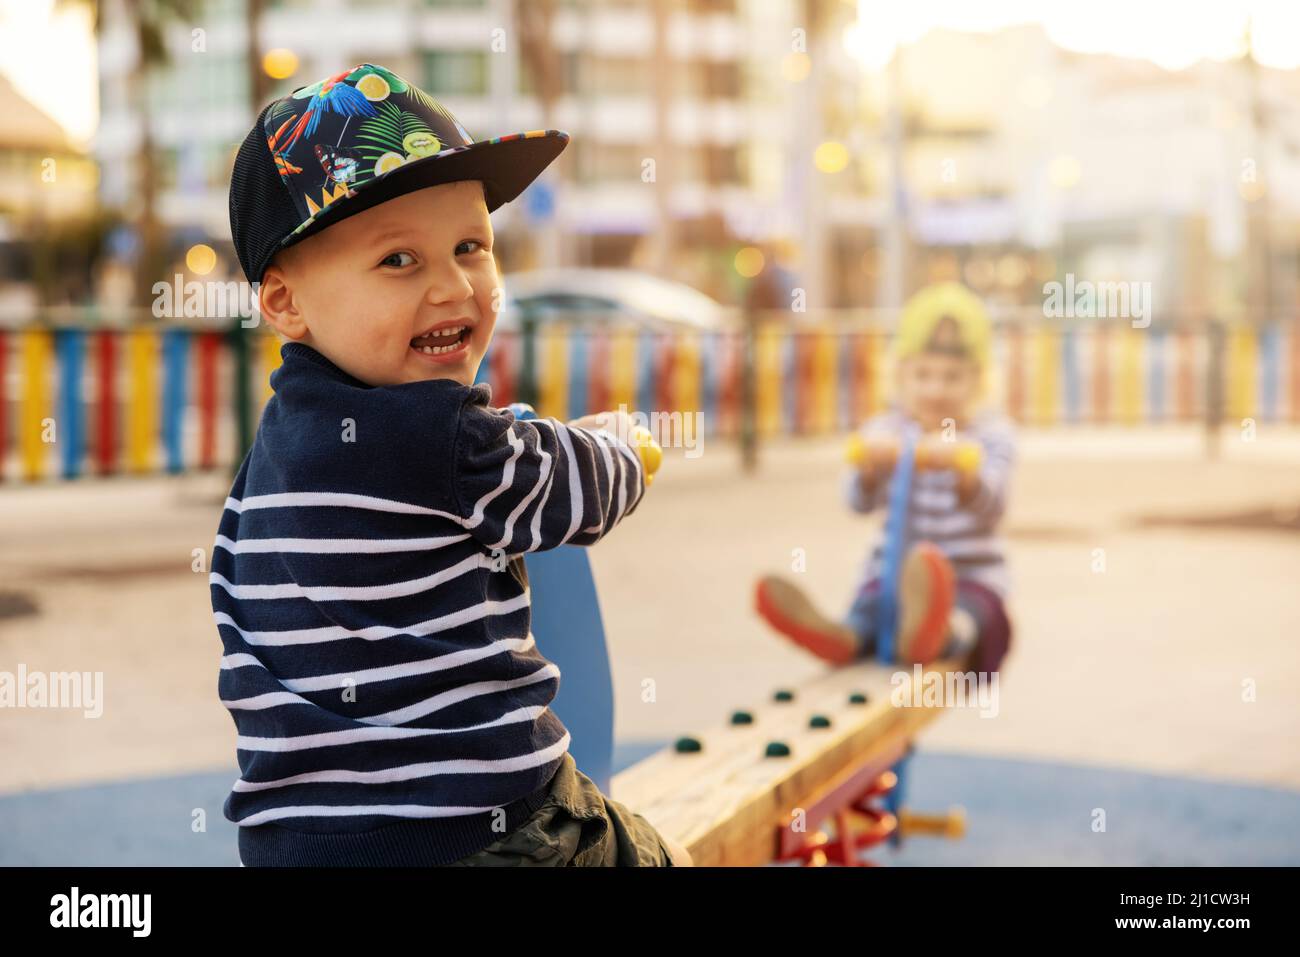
[1, 321, 1298, 482]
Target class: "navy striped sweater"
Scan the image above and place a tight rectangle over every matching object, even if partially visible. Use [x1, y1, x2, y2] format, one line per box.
[210, 341, 645, 865]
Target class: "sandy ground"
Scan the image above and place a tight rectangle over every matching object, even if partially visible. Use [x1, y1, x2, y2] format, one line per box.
[1, 425, 1298, 795]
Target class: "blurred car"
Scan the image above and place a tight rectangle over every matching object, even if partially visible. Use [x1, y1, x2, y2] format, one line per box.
[499, 268, 726, 332]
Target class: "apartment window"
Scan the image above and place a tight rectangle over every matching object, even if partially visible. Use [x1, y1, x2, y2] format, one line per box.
[574, 142, 645, 185]
[703, 144, 741, 184]
[422, 50, 488, 96]
[580, 56, 650, 98]
[517, 50, 577, 98]
[674, 60, 740, 99]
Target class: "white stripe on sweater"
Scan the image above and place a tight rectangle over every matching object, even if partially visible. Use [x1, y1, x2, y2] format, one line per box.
[554, 424, 585, 545]
[463, 426, 526, 531]
[362, 664, 561, 727]
[526, 420, 561, 552]
[235, 704, 550, 753]
[220, 662, 559, 720]
[212, 591, 530, 647]
[489, 427, 554, 551]
[214, 533, 472, 554]
[226, 491, 466, 523]
[232, 730, 570, 793]
[220, 633, 540, 692]
[209, 551, 493, 602]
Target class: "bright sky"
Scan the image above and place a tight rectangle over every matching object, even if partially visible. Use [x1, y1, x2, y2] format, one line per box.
[847, 0, 1300, 71]
[0, 0, 96, 144]
[2, 0, 1299, 147]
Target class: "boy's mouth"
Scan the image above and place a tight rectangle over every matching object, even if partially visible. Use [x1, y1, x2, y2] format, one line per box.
[410, 323, 472, 361]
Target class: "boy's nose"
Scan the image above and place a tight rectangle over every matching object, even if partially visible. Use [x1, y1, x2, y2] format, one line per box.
[423, 262, 475, 306]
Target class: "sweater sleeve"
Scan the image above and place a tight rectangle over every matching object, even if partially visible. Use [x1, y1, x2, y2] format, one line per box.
[963, 416, 1016, 523]
[452, 395, 645, 556]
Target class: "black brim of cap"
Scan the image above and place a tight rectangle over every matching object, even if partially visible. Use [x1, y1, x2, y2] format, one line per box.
[274, 129, 569, 260]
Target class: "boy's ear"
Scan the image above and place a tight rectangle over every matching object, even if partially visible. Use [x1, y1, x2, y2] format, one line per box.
[258, 263, 309, 341]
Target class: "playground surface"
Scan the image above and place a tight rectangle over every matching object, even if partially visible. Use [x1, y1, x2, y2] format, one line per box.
[1, 425, 1298, 864]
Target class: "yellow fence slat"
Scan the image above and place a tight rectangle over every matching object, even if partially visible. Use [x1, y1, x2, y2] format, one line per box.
[19, 329, 53, 480]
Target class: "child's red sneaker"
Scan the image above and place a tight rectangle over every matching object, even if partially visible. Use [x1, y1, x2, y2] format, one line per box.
[895, 542, 956, 665]
[754, 576, 859, 666]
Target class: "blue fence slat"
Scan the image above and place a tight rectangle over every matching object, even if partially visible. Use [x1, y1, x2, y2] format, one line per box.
[567, 332, 589, 420]
[162, 329, 189, 474]
[1147, 328, 1166, 423]
[56, 329, 85, 478]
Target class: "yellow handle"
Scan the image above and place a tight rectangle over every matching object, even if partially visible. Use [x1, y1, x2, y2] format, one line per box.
[845, 433, 867, 465]
[845, 435, 981, 476]
[629, 425, 662, 485]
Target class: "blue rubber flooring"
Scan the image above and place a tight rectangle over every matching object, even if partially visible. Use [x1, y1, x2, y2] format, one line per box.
[2, 746, 1297, 866]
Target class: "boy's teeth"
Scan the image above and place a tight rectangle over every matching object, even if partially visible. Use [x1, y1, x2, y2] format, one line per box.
[411, 325, 467, 354]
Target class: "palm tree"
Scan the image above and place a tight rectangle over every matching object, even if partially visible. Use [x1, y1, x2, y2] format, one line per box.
[67, 0, 200, 310]
[514, 0, 564, 268]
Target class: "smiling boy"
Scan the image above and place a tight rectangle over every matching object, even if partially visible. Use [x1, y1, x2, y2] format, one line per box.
[214, 63, 689, 867]
[261, 180, 498, 387]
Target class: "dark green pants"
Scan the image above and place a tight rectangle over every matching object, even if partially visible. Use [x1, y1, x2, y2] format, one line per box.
[449, 753, 673, 866]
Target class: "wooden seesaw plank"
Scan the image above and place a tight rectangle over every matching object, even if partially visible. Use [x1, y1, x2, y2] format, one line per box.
[611, 659, 956, 866]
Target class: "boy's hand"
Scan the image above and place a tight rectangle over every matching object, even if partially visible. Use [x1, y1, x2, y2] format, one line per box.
[850, 435, 900, 480]
[916, 436, 982, 474]
[570, 410, 661, 486]
[846, 435, 900, 500]
[916, 435, 984, 502]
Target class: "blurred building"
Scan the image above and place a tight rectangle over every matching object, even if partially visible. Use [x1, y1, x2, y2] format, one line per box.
[859, 24, 1300, 324]
[92, 0, 770, 301]
[89, 0, 1300, 319]
[0, 74, 98, 317]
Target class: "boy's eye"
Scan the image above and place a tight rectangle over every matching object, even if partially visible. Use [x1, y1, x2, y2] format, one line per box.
[456, 240, 486, 256]
[380, 251, 416, 268]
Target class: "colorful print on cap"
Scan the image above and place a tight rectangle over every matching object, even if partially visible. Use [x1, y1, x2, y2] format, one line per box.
[263, 63, 483, 237]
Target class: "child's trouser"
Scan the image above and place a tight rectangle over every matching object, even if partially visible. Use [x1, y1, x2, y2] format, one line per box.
[845, 577, 1011, 673]
[448, 752, 674, 867]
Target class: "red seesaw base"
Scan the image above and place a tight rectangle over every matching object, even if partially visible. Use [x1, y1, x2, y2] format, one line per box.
[775, 765, 902, 867]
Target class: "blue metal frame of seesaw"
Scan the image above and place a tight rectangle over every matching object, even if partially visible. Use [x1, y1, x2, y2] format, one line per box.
[873, 433, 920, 845]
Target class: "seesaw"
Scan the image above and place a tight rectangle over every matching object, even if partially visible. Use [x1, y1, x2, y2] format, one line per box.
[611, 432, 972, 865]
[478, 339, 968, 863]
[610, 656, 962, 866]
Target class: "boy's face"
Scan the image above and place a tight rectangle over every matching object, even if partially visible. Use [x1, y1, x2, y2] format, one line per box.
[896, 351, 980, 431]
[262, 180, 499, 388]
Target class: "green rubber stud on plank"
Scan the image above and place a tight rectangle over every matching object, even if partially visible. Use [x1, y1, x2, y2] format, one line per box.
[773, 689, 795, 702]
[809, 714, 831, 728]
[674, 736, 702, 753]
[764, 741, 791, 758]
[730, 710, 754, 725]
[848, 692, 869, 705]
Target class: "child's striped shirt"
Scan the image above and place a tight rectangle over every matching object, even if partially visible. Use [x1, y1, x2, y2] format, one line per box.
[210, 341, 644, 865]
[844, 408, 1016, 597]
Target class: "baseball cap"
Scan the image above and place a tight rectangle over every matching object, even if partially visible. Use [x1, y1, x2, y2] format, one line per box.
[229, 62, 569, 285]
